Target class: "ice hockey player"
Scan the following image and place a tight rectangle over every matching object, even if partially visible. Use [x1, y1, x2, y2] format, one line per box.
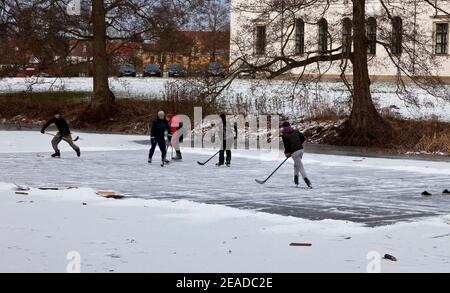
[216, 113, 237, 167]
[166, 114, 186, 161]
[281, 121, 312, 188]
[40, 110, 81, 158]
[148, 111, 171, 166]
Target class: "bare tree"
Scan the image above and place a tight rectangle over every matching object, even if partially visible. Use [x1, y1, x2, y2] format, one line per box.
[194, 0, 230, 61]
[0, 0, 200, 119]
[228, 0, 450, 145]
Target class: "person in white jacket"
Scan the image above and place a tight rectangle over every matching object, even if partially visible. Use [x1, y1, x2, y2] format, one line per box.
[166, 114, 187, 160]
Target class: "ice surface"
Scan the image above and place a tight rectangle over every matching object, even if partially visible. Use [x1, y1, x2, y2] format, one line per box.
[1, 131, 449, 227]
[1, 131, 450, 272]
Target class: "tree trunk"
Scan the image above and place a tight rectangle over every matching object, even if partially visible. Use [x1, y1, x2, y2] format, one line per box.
[91, 0, 115, 114]
[348, 0, 390, 145]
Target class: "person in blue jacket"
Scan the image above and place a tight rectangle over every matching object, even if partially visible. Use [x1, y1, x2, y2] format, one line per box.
[148, 111, 171, 165]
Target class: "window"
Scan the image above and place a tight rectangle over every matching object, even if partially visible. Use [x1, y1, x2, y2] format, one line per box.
[391, 17, 403, 55]
[255, 25, 266, 55]
[295, 19, 305, 55]
[342, 18, 352, 54]
[435, 23, 448, 54]
[0, 24, 6, 39]
[367, 17, 377, 55]
[318, 18, 328, 53]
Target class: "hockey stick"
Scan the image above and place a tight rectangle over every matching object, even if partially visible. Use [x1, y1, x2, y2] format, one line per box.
[197, 136, 237, 166]
[255, 157, 290, 184]
[45, 132, 79, 142]
[197, 150, 220, 166]
[161, 144, 170, 167]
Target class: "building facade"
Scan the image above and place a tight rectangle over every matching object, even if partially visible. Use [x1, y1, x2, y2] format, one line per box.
[143, 31, 230, 73]
[230, 0, 450, 80]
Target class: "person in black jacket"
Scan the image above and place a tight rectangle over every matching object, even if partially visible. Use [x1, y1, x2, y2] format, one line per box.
[41, 110, 80, 158]
[148, 111, 171, 164]
[216, 113, 237, 167]
[281, 121, 312, 188]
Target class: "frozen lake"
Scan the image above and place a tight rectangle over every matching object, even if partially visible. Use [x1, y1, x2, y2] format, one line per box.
[1, 131, 449, 227]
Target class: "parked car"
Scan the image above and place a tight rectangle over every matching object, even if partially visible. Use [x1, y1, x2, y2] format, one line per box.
[143, 63, 162, 77]
[168, 63, 184, 78]
[207, 62, 226, 78]
[32, 72, 53, 78]
[118, 64, 136, 77]
[238, 63, 256, 79]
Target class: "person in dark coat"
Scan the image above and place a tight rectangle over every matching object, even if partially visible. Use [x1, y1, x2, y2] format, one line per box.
[217, 113, 237, 167]
[281, 121, 312, 188]
[148, 111, 171, 164]
[40, 110, 80, 158]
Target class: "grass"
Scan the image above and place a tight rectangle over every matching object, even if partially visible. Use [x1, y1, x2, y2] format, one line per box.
[0, 91, 449, 155]
[0, 91, 225, 134]
[388, 117, 450, 154]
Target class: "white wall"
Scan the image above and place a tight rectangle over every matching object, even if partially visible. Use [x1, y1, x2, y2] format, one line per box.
[230, 0, 450, 79]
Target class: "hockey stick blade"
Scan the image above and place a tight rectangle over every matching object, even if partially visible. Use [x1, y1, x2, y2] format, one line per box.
[197, 150, 220, 166]
[45, 132, 79, 142]
[255, 157, 290, 185]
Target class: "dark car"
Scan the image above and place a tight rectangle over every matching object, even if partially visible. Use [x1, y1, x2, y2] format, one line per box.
[168, 63, 184, 78]
[118, 64, 136, 77]
[32, 72, 54, 78]
[238, 63, 256, 79]
[143, 63, 162, 77]
[207, 62, 226, 78]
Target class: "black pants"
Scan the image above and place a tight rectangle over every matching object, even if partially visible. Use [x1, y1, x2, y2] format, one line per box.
[219, 150, 231, 165]
[149, 139, 167, 159]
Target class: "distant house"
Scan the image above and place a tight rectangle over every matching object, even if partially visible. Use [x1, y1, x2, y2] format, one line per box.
[66, 32, 231, 76]
[106, 41, 144, 71]
[0, 39, 34, 77]
[66, 40, 144, 76]
[67, 40, 91, 63]
[143, 31, 230, 73]
[1, 30, 230, 77]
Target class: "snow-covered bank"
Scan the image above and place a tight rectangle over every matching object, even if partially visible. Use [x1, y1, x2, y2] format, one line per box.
[1, 77, 449, 121]
[2, 182, 450, 273]
[1, 130, 450, 272]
